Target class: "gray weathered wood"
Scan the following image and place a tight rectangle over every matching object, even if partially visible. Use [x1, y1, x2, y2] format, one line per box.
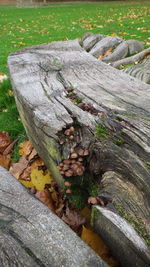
[89, 36, 123, 58]
[92, 206, 150, 267]
[122, 58, 150, 84]
[8, 39, 150, 263]
[112, 47, 150, 68]
[102, 41, 129, 63]
[0, 166, 107, 267]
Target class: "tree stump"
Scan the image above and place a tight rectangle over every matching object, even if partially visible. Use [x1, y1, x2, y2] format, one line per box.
[8, 39, 150, 263]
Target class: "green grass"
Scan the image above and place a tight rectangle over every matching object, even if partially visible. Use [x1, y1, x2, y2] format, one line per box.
[0, 1, 150, 140]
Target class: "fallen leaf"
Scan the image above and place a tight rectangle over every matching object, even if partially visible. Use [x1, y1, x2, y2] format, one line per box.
[0, 154, 11, 170]
[30, 168, 53, 190]
[30, 158, 44, 169]
[3, 139, 17, 155]
[98, 48, 113, 59]
[18, 140, 33, 156]
[62, 207, 86, 232]
[0, 132, 12, 153]
[10, 155, 29, 179]
[81, 226, 109, 257]
[36, 189, 55, 211]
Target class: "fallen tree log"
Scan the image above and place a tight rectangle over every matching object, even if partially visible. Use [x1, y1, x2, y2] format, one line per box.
[8, 39, 150, 264]
[0, 166, 107, 267]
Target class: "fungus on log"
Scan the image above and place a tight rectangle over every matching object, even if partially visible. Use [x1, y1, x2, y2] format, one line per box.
[8, 39, 150, 247]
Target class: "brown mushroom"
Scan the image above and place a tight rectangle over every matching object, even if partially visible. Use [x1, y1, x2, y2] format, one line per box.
[63, 159, 70, 165]
[62, 164, 70, 171]
[78, 157, 83, 162]
[83, 149, 89, 156]
[65, 170, 74, 177]
[64, 129, 71, 136]
[70, 152, 78, 159]
[70, 126, 75, 133]
[69, 135, 74, 140]
[76, 166, 84, 176]
[78, 149, 84, 156]
[66, 188, 72, 194]
[64, 181, 71, 187]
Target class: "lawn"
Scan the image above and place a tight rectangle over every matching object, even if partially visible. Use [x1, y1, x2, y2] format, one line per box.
[0, 1, 150, 147]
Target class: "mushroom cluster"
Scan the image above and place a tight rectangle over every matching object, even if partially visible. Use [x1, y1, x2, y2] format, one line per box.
[57, 148, 89, 178]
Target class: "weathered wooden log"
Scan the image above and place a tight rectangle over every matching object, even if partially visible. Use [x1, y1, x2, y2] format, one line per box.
[89, 36, 123, 58]
[122, 58, 150, 84]
[0, 166, 107, 267]
[8, 39, 150, 263]
[112, 47, 150, 68]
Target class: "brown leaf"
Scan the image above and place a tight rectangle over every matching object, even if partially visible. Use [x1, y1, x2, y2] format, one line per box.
[19, 166, 31, 181]
[0, 132, 12, 153]
[18, 140, 33, 156]
[10, 155, 29, 179]
[98, 48, 113, 59]
[62, 207, 86, 232]
[3, 139, 17, 155]
[28, 148, 38, 161]
[35, 189, 55, 211]
[0, 154, 11, 170]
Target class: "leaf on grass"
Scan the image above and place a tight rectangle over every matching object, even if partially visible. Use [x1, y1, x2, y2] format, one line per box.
[0, 132, 12, 153]
[0, 154, 11, 170]
[18, 140, 33, 156]
[10, 155, 29, 179]
[35, 189, 55, 211]
[62, 207, 86, 232]
[28, 148, 38, 161]
[3, 139, 17, 155]
[30, 168, 53, 190]
[98, 48, 113, 59]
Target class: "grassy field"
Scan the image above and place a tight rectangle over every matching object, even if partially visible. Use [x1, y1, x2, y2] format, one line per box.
[0, 1, 150, 151]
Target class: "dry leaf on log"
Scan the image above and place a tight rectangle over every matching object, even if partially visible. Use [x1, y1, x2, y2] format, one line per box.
[35, 189, 55, 211]
[98, 48, 113, 59]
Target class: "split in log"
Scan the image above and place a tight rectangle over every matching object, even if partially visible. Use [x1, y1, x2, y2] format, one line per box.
[8, 38, 150, 264]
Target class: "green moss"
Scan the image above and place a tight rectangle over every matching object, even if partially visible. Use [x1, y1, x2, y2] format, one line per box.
[142, 117, 150, 122]
[68, 186, 88, 209]
[88, 183, 99, 197]
[95, 123, 109, 139]
[122, 113, 136, 119]
[46, 139, 62, 162]
[114, 138, 125, 146]
[115, 205, 150, 243]
[74, 97, 83, 104]
[91, 206, 99, 227]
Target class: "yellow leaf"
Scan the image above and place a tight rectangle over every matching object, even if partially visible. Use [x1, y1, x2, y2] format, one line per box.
[81, 226, 109, 257]
[81, 226, 119, 266]
[30, 169, 53, 190]
[19, 180, 34, 188]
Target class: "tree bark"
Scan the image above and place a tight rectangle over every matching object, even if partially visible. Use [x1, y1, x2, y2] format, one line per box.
[8, 39, 150, 243]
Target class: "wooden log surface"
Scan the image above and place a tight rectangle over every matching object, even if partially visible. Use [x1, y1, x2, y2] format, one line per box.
[8, 39, 150, 247]
[0, 166, 107, 267]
